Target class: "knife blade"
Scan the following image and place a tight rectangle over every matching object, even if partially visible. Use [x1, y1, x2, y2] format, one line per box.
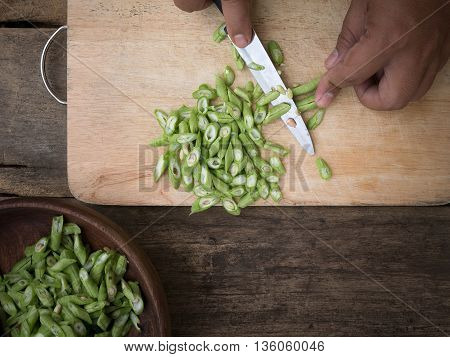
[212, 1, 315, 155]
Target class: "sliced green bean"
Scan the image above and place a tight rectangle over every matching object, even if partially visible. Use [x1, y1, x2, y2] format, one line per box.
[193, 87, 217, 100]
[73, 234, 87, 265]
[242, 102, 254, 130]
[254, 105, 268, 125]
[197, 114, 209, 131]
[270, 183, 283, 202]
[257, 90, 280, 106]
[270, 156, 286, 175]
[49, 216, 64, 251]
[230, 186, 246, 197]
[227, 88, 243, 110]
[90, 252, 110, 284]
[79, 268, 99, 299]
[168, 152, 182, 189]
[224, 142, 234, 173]
[307, 109, 326, 130]
[267, 40, 284, 66]
[248, 62, 265, 71]
[234, 87, 252, 103]
[264, 103, 291, 124]
[191, 195, 220, 214]
[0, 292, 17, 316]
[154, 151, 169, 183]
[316, 158, 332, 180]
[215, 75, 228, 102]
[248, 128, 265, 147]
[231, 46, 245, 70]
[222, 197, 241, 216]
[257, 179, 270, 200]
[292, 77, 320, 96]
[197, 97, 209, 115]
[246, 171, 258, 190]
[263, 141, 290, 157]
[223, 65, 235, 86]
[164, 112, 179, 135]
[200, 163, 213, 188]
[149, 135, 169, 147]
[213, 22, 227, 43]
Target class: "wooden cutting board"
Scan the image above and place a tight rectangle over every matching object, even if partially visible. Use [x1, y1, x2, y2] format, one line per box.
[67, 0, 450, 206]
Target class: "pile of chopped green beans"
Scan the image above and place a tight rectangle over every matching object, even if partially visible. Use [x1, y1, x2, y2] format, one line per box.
[151, 65, 290, 215]
[212, 23, 333, 179]
[0, 216, 144, 337]
[150, 27, 334, 215]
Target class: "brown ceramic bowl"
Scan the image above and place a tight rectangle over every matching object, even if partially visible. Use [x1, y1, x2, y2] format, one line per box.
[0, 198, 170, 336]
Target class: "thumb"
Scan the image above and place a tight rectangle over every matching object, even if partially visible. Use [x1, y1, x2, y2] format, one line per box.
[222, 0, 253, 48]
[325, 0, 367, 69]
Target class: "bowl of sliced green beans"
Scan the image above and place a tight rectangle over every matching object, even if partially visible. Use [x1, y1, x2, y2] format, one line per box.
[0, 198, 170, 337]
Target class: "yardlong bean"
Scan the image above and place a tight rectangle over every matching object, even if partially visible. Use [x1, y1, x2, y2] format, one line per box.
[1, 216, 145, 337]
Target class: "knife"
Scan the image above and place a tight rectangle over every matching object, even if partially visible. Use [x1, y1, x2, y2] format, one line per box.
[212, 0, 315, 155]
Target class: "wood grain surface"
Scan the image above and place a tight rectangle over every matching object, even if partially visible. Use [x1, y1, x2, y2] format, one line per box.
[67, 0, 450, 206]
[0, 28, 69, 197]
[0, 0, 66, 25]
[94, 204, 450, 336]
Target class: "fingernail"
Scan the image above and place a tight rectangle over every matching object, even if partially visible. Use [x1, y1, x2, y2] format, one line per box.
[316, 91, 334, 107]
[325, 49, 339, 69]
[233, 34, 249, 48]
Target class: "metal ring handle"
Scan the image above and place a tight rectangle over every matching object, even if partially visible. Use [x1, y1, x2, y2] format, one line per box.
[40, 25, 67, 105]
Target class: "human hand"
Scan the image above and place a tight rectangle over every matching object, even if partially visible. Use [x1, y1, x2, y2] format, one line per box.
[316, 0, 450, 110]
[173, 0, 253, 48]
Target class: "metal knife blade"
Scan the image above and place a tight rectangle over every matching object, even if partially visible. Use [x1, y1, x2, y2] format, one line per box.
[233, 32, 315, 155]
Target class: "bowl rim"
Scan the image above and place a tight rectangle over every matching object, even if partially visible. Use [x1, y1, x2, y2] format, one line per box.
[0, 197, 171, 336]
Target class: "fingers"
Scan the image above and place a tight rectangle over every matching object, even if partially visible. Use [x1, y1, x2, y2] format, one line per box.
[316, 33, 391, 107]
[222, 0, 253, 48]
[354, 52, 423, 110]
[325, 0, 368, 69]
[410, 58, 440, 101]
[173, 0, 211, 12]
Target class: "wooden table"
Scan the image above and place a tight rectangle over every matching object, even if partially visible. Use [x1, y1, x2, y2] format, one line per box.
[1, 0, 449, 336]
